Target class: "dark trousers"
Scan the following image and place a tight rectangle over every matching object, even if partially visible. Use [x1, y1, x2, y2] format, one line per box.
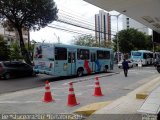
[123, 69, 128, 77]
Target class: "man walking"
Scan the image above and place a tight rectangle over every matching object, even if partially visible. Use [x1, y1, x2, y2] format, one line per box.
[138, 59, 142, 69]
[122, 59, 129, 77]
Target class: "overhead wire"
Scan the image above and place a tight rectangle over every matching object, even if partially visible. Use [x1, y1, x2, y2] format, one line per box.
[59, 10, 95, 26]
[48, 7, 117, 37]
[47, 25, 94, 36]
[58, 5, 95, 25]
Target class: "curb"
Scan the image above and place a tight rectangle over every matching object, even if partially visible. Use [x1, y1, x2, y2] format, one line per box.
[136, 92, 148, 99]
[84, 75, 160, 120]
[135, 74, 160, 100]
[72, 74, 160, 118]
[73, 101, 112, 116]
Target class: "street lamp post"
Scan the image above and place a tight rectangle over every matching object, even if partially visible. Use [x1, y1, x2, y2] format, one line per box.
[116, 14, 121, 63]
[54, 33, 60, 43]
[110, 13, 121, 63]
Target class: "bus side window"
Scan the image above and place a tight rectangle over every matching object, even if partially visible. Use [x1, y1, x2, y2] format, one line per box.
[68, 53, 75, 63]
[55, 47, 67, 60]
[144, 53, 147, 59]
[68, 53, 71, 63]
[91, 53, 96, 62]
[77, 49, 89, 60]
[77, 49, 81, 60]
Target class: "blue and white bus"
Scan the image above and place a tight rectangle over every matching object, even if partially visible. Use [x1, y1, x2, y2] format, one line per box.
[33, 43, 114, 77]
[131, 50, 153, 66]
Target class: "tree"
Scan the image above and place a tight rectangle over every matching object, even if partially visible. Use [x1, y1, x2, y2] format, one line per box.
[9, 42, 34, 61]
[73, 34, 98, 47]
[73, 34, 113, 48]
[145, 35, 153, 51]
[113, 28, 152, 53]
[0, 35, 10, 61]
[0, 0, 58, 64]
[10, 43, 23, 60]
[1, 20, 15, 31]
[25, 42, 34, 60]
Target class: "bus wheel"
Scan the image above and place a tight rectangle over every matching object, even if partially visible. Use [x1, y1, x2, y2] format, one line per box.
[104, 65, 108, 73]
[77, 68, 83, 77]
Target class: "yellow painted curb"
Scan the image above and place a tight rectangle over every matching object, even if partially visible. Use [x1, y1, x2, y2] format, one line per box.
[134, 75, 160, 100]
[136, 92, 148, 99]
[74, 101, 112, 116]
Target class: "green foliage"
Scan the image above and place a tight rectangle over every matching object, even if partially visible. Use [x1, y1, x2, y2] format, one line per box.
[73, 34, 113, 48]
[101, 41, 114, 49]
[0, 35, 10, 61]
[73, 34, 98, 47]
[113, 28, 152, 53]
[10, 43, 23, 60]
[0, 0, 58, 30]
[9, 42, 35, 60]
[24, 43, 35, 60]
[0, 0, 58, 64]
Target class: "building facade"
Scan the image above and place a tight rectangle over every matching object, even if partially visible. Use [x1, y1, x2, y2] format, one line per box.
[95, 10, 111, 46]
[122, 15, 149, 35]
[0, 23, 28, 45]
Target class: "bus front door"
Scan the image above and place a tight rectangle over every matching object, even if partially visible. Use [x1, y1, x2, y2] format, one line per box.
[91, 52, 96, 73]
[68, 52, 76, 75]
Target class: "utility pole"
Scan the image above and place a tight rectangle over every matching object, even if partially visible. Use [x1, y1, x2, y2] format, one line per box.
[110, 13, 122, 63]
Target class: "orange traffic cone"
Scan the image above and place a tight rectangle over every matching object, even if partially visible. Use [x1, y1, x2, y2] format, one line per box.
[43, 80, 54, 103]
[93, 76, 103, 97]
[67, 82, 79, 107]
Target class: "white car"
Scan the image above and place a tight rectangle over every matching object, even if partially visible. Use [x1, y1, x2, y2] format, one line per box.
[118, 60, 136, 68]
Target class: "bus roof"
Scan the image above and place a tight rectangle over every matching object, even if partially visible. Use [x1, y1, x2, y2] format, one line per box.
[35, 43, 112, 51]
[131, 50, 153, 53]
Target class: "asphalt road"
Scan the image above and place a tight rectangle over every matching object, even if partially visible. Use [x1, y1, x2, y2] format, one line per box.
[0, 65, 159, 114]
[0, 65, 120, 94]
[0, 74, 77, 94]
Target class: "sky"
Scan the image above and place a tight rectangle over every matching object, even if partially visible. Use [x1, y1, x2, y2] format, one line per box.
[30, 0, 122, 44]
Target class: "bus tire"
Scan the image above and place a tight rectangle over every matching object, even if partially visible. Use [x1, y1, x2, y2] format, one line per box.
[104, 65, 108, 72]
[77, 68, 84, 77]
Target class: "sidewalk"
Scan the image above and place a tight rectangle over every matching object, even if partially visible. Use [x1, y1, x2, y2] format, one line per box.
[84, 74, 160, 120]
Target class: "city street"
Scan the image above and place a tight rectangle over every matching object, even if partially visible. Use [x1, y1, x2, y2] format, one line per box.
[0, 65, 159, 114]
[0, 65, 120, 94]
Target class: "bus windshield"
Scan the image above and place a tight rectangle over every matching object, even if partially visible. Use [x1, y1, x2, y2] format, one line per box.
[132, 52, 142, 56]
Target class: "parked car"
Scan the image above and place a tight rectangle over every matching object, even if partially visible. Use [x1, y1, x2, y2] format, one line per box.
[118, 59, 136, 68]
[0, 61, 35, 79]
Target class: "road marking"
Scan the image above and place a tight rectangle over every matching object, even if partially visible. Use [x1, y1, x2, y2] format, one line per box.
[0, 101, 41, 103]
[64, 91, 83, 96]
[129, 69, 156, 74]
[62, 78, 93, 86]
[62, 73, 118, 86]
[0, 99, 61, 104]
[51, 87, 67, 90]
[87, 85, 94, 87]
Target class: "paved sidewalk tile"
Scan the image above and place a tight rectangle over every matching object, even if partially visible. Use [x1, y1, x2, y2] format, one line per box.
[138, 86, 160, 114]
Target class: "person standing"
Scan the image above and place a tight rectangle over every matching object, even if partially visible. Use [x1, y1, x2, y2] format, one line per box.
[138, 59, 142, 69]
[122, 59, 129, 77]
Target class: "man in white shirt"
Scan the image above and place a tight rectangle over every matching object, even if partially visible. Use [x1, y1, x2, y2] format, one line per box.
[138, 59, 142, 69]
